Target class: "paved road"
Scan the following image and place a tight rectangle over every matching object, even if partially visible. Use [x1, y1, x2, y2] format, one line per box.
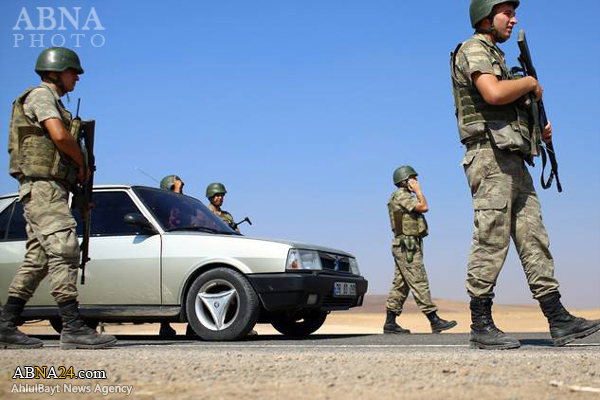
[19, 330, 600, 348]
[2, 332, 599, 399]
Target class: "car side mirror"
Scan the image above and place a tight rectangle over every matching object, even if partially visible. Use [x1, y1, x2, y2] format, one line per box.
[123, 213, 156, 234]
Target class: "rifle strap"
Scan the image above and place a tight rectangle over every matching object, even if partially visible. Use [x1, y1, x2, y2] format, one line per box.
[539, 144, 562, 192]
[540, 145, 553, 190]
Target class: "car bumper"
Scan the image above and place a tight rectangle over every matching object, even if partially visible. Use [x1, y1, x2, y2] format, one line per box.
[247, 272, 368, 312]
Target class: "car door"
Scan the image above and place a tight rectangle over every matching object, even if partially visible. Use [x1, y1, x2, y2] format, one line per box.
[0, 197, 37, 303]
[73, 189, 162, 305]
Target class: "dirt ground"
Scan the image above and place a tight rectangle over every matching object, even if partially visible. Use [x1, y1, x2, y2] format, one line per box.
[4, 296, 600, 400]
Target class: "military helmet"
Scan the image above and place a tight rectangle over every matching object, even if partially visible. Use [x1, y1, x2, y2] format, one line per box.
[469, 0, 519, 28]
[393, 166, 418, 185]
[35, 47, 84, 76]
[206, 182, 227, 198]
[160, 175, 180, 191]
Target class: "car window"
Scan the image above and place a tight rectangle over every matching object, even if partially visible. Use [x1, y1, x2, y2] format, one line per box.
[0, 201, 27, 241]
[0, 197, 15, 214]
[7, 202, 27, 240]
[133, 187, 234, 234]
[73, 191, 145, 237]
[0, 201, 14, 240]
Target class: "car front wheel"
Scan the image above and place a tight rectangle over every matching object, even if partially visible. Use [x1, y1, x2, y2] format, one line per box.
[271, 310, 328, 337]
[185, 267, 259, 341]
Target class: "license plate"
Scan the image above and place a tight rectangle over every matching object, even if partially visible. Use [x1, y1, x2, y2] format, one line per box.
[333, 282, 356, 297]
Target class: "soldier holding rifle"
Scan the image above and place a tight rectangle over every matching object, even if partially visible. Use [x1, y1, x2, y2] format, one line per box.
[450, 0, 600, 349]
[0, 47, 116, 349]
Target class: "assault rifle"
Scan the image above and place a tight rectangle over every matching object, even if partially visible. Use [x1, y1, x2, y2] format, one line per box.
[70, 99, 96, 284]
[514, 30, 562, 192]
[231, 217, 252, 231]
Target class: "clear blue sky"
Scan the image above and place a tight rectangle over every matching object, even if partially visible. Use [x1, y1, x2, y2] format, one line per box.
[1, 0, 598, 308]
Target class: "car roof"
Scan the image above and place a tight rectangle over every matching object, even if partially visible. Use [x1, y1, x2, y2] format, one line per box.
[0, 184, 160, 200]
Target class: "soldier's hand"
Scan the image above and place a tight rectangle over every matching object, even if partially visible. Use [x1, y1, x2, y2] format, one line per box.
[408, 178, 421, 193]
[531, 77, 543, 102]
[77, 165, 88, 183]
[542, 121, 552, 144]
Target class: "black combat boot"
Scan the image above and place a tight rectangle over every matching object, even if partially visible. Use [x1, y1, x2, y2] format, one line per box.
[469, 298, 520, 350]
[383, 310, 411, 334]
[59, 300, 117, 350]
[426, 311, 458, 333]
[0, 297, 43, 349]
[539, 292, 600, 347]
[159, 322, 177, 338]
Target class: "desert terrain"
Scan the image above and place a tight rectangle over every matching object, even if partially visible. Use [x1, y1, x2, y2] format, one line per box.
[2, 296, 598, 400]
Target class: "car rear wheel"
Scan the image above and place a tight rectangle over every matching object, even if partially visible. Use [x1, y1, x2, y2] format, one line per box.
[271, 310, 328, 337]
[49, 318, 99, 334]
[186, 267, 259, 341]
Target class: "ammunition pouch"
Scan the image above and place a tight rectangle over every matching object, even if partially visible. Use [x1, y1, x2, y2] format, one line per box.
[451, 37, 534, 158]
[392, 210, 428, 238]
[401, 236, 418, 263]
[9, 85, 77, 187]
[487, 119, 530, 155]
[17, 126, 78, 186]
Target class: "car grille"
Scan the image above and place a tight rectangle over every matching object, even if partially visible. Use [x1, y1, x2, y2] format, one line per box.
[319, 253, 350, 273]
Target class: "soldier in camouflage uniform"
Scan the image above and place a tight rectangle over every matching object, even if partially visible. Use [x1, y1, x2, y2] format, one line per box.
[206, 182, 240, 233]
[451, 0, 600, 349]
[0, 47, 116, 349]
[205, 182, 256, 335]
[384, 166, 457, 334]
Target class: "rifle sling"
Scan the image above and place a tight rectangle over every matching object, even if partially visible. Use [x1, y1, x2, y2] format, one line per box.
[539, 144, 562, 193]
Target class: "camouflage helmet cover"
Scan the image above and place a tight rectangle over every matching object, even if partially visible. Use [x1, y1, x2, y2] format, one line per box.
[206, 182, 227, 198]
[160, 175, 181, 191]
[393, 166, 418, 185]
[469, 0, 519, 28]
[35, 47, 84, 76]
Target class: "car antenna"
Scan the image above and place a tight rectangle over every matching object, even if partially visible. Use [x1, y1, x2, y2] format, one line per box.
[135, 167, 159, 183]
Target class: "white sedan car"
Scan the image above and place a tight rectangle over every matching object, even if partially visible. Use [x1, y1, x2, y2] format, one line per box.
[0, 185, 368, 341]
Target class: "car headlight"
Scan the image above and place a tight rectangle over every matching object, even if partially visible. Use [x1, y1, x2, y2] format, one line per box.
[286, 249, 322, 271]
[349, 258, 361, 275]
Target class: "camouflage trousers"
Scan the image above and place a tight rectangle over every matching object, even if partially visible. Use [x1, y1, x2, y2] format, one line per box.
[385, 239, 437, 315]
[8, 179, 79, 304]
[462, 146, 559, 299]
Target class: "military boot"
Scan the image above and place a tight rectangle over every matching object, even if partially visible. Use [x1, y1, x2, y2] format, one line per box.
[426, 311, 458, 333]
[539, 292, 600, 347]
[0, 297, 43, 349]
[59, 300, 117, 350]
[383, 310, 410, 334]
[469, 298, 520, 350]
[159, 322, 177, 338]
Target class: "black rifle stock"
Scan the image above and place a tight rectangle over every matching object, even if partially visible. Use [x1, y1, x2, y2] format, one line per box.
[516, 30, 562, 192]
[71, 99, 96, 284]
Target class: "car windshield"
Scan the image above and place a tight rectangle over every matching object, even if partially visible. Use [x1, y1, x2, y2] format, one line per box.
[133, 187, 237, 235]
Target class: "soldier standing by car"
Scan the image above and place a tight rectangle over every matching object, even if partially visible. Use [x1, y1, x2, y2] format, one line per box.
[158, 174, 185, 337]
[451, 0, 600, 349]
[384, 166, 457, 335]
[205, 181, 257, 336]
[160, 175, 184, 195]
[206, 182, 240, 233]
[0, 47, 116, 349]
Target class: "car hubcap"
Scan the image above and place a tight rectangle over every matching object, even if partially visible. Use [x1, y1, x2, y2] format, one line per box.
[195, 279, 240, 331]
